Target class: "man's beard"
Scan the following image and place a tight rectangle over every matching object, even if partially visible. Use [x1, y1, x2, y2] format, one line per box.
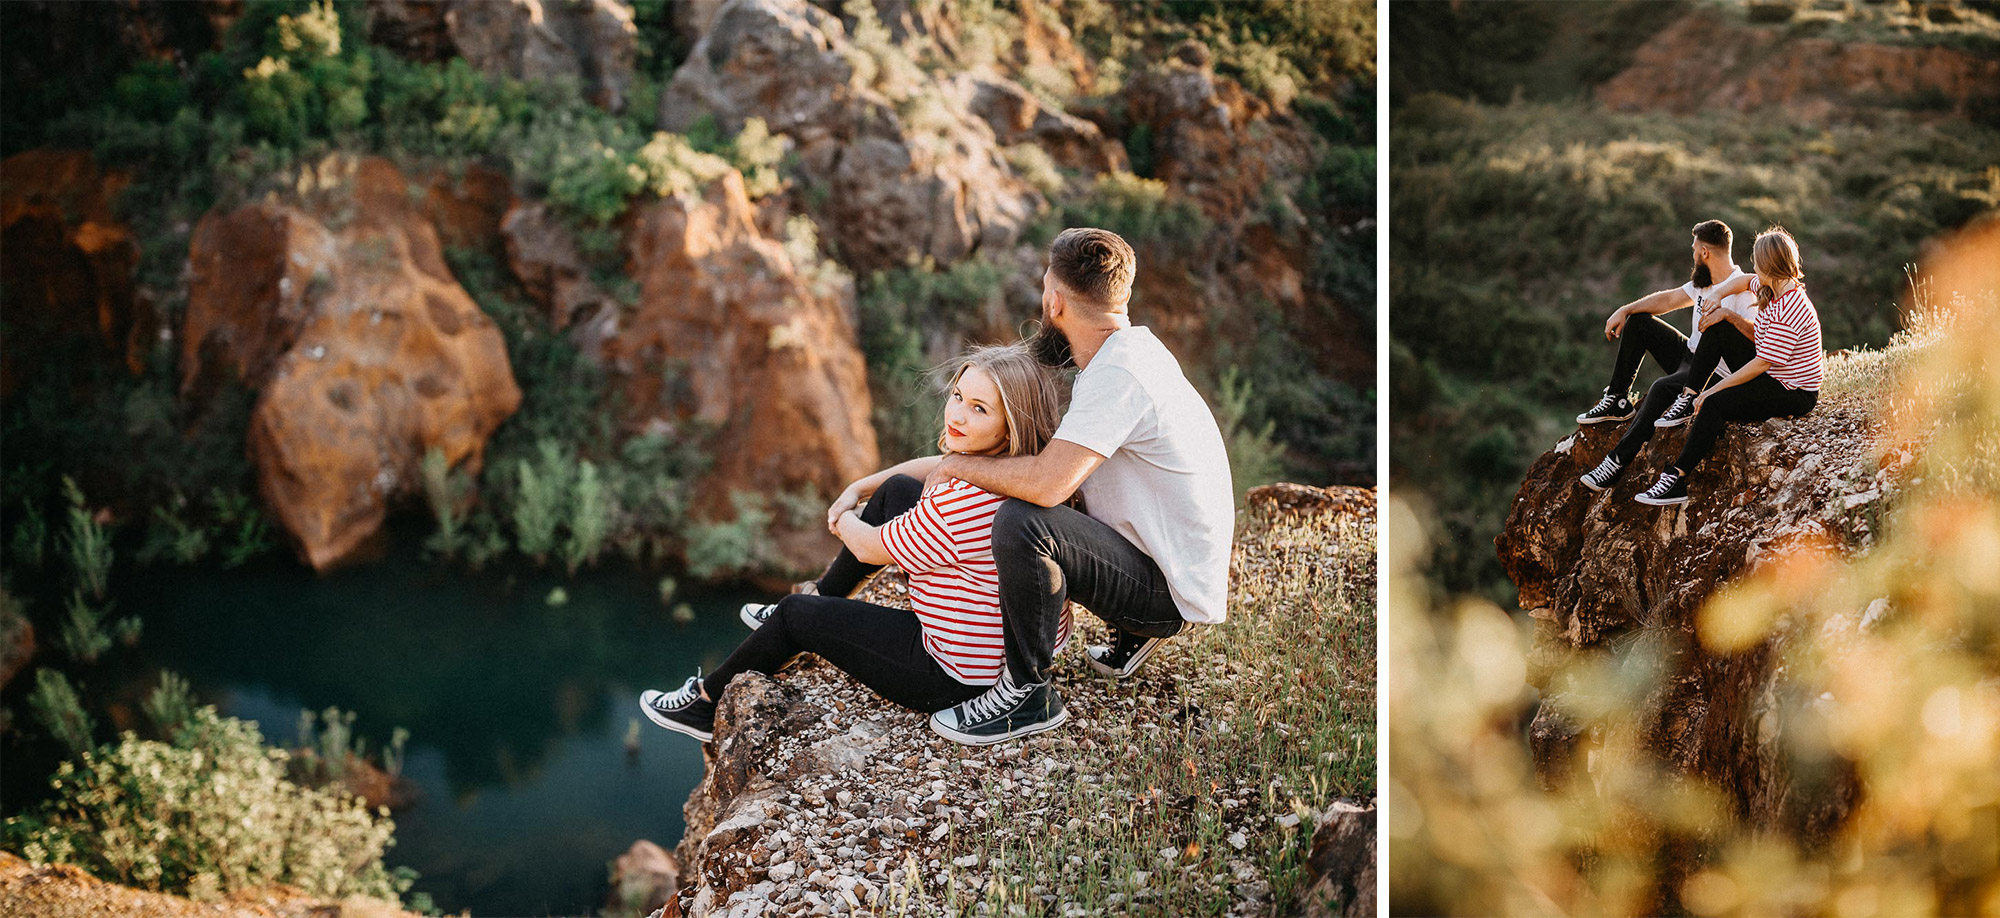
[1027, 320, 1075, 369]
[1690, 259, 1714, 289]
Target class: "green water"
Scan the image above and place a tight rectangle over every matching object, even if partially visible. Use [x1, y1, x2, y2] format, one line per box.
[5, 530, 758, 916]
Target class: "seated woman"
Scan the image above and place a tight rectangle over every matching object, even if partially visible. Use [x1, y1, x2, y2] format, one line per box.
[1626, 226, 1824, 506]
[639, 343, 1074, 741]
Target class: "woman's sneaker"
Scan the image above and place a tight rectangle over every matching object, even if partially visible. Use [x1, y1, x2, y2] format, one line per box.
[638, 676, 716, 742]
[739, 602, 777, 630]
[1086, 629, 1165, 679]
[1634, 469, 1689, 506]
[1577, 388, 1635, 424]
[1653, 390, 1698, 428]
[929, 673, 1068, 746]
[1579, 454, 1626, 492]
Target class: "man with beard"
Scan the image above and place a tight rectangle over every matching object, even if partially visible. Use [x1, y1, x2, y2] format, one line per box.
[901, 227, 1234, 744]
[1576, 220, 1760, 491]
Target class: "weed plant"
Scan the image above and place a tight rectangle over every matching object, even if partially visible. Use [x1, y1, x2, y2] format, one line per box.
[27, 668, 97, 758]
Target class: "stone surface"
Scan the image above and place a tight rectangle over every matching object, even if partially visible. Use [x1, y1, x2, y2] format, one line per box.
[1301, 801, 1376, 918]
[0, 851, 418, 918]
[1596, 8, 2000, 121]
[369, 0, 639, 111]
[0, 150, 145, 396]
[608, 840, 682, 916]
[1247, 483, 1376, 522]
[955, 73, 1125, 174]
[659, 0, 1042, 274]
[614, 170, 878, 575]
[192, 156, 522, 571]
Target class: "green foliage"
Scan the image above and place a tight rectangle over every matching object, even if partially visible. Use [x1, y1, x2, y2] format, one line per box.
[855, 259, 1007, 462]
[208, 488, 274, 569]
[1055, 172, 1212, 253]
[294, 705, 359, 783]
[421, 448, 471, 559]
[28, 668, 96, 757]
[512, 440, 570, 563]
[142, 671, 201, 743]
[683, 492, 777, 582]
[1215, 368, 1285, 505]
[384, 727, 409, 781]
[9, 499, 48, 570]
[58, 478, 113, 600]
[236, 0, 373, 149]
[4, 707, 405, 902]
[59, 592, 115, 664]
[139, 498, 212, 567]
[564, 459, 612, 574]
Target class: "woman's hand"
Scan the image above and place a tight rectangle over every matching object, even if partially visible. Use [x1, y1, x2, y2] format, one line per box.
[1604, 308, 1629, 341]
[825, 483, 862, 534]
[1692, 389, 1709, 415]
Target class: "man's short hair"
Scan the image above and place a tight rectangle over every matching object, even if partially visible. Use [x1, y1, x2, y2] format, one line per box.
[1692, 219, 1732, 252]
[1049, 228, 1136, 310]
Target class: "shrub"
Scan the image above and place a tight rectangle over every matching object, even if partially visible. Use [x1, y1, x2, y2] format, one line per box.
[59, 592, 115, 665]
[512, 439, 571, 562]
[683, 492, 776, 581]
[4, 707, 405, 902]
[1057, 172, 1212, 253]
[142, 671, 200, 741]
[1215, 368, 1286, 506]
[139, 498, 211, 566]
[27, 668, 96, 757]
[564, 459, 612, 574]
[421, 448, 469, 559]
[58, 477, 113, 600]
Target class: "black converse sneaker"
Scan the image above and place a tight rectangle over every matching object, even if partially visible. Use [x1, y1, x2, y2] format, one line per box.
[1653, 390, 1698, 428]
[1634, 469, 1690, 506]
[638, 676, 716, 742]
[929, 672, 1069, 746]
[739, 602, 777, 630]
[1086, 629, 1165, 679]
[1579, 454, 1626, 492]
[1576, 388, 1636, 424]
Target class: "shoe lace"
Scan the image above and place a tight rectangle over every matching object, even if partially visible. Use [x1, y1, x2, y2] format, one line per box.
[1590, 456, 1620, 481]
[961, 676, 1032, 724]
[1590, 392, 1618, 412]
[659, 674, 703, 709]
[1643, 472, 1680, 498]
[1669, 392, 1695, 413]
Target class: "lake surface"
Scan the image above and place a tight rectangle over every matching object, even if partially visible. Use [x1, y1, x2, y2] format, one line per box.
[20, 533, 759, 916]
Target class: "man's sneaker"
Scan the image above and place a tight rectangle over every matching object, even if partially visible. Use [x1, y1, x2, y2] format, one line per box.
[1654, 390, 1698, 428]
[1577, 388, 1636, 424]
[739, 602, 777, 630]
[1086, 629, 1165, 679]
[1634, 469, 1690, 506]
[1579, 454, 1626, 492]
[929, 673, 1069, 746]
[638, 676, 716, 742]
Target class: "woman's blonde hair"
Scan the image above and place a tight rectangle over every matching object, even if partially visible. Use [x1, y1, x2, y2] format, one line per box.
[935, 343, 1064, 458]
[1752, 226, 1805, 312]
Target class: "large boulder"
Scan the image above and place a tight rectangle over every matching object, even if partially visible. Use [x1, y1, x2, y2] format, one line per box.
[1106, 48, 1315, 222]
[659, 0, 1041, 274]
[181, 156, 521, 571]
[0, 150, 146, 395]
[955, 73, 1125, 175]
[606, 840, 681, 916]
[367, 0, 638, 112]
[614, 170, 878, 575]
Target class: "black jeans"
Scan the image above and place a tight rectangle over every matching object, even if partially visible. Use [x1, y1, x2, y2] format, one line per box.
[991, 500, 1185, 684]
[1672, 373, 1817, 474]
[1610, 319, 1758, 466]
[698, 473, 982, 713]
[1607, 313, 1691, 395]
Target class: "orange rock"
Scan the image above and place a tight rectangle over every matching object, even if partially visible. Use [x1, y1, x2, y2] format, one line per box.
[182, 156, 522, 571]
[420, 162, 514, 257]
[0, 149, 144, 394]
[1597, 8, 2000, 120]
[615, 170, 879, 575]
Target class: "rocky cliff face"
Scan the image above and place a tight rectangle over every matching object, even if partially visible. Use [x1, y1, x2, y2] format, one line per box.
[0, 150, 148, 396]
[1496, 350, 1913, 886]
[365, 0, 639, 112]
[1596, 8, 2000, 121]
[182, 155, 523, 571]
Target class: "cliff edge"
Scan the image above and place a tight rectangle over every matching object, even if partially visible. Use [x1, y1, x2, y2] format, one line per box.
[659, 485, 1378, 917]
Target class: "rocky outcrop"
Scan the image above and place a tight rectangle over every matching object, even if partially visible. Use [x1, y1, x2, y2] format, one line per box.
[366, 0, 638, 112]
[954, 74, 1124, 174]
[180, 156, 522, 571]
[1496, 352, 1911, 891]
[1596, 8, 2000, 121]
[613, 169, 877, 576]
[0, 150, 147, 396]
[501, 200, 621, 342]
[659, 0, 1042, 274]
[0, 851, 418, 918]
[663, 491, 1375, 914]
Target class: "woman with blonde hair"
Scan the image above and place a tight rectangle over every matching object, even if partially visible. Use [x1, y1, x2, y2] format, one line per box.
[639, 343, 1075, 740]
[1631, 226, 1824, 505]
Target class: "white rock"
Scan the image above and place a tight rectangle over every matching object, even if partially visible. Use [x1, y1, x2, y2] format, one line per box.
[768, 861, 798, 882]
[952, 853, 980, 868]
[1228, 831, 1248, 850]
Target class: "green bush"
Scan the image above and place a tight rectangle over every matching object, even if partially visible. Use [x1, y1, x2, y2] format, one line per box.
[683, 492, 777, 582]
[4, 707, 405, 902]
[1215, 368, 1285, 506]
[27, 668, 96, 757]
[1056, 172, 1212, 253]
[563, 459, 612, 574]
[59, 591, 120, 664]
[420, 448, 470, 559]
[512, 440, 570, 563]
[142, 672, 200, 742]
[855, 259, 1006, 462]
[58, 478, 113, 601]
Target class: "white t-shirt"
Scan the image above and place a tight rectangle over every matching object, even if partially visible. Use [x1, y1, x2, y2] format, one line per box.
[1681, 265, 1758, 374]
[1051, 327, 1234, 624]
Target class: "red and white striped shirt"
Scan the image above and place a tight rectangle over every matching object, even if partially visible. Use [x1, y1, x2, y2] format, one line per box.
[1753, 283, 1824, 390]
[878, 477, 1073, 685]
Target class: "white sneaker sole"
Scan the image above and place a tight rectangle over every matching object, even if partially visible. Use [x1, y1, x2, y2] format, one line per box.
[928, 705, 1070, 746]
[1579, 473, 1614, 492]
[1086, 637, 1163, 678]
[1653, 416, 1691, 428]
[638, 692, 714, 743]
[1633, 493, 1689, 506]
[1576, 411, 1634, 425]
[739, 603, 770, 630]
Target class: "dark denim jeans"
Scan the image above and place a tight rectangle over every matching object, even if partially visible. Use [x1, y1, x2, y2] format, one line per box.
[990, 500, 1184, 684]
